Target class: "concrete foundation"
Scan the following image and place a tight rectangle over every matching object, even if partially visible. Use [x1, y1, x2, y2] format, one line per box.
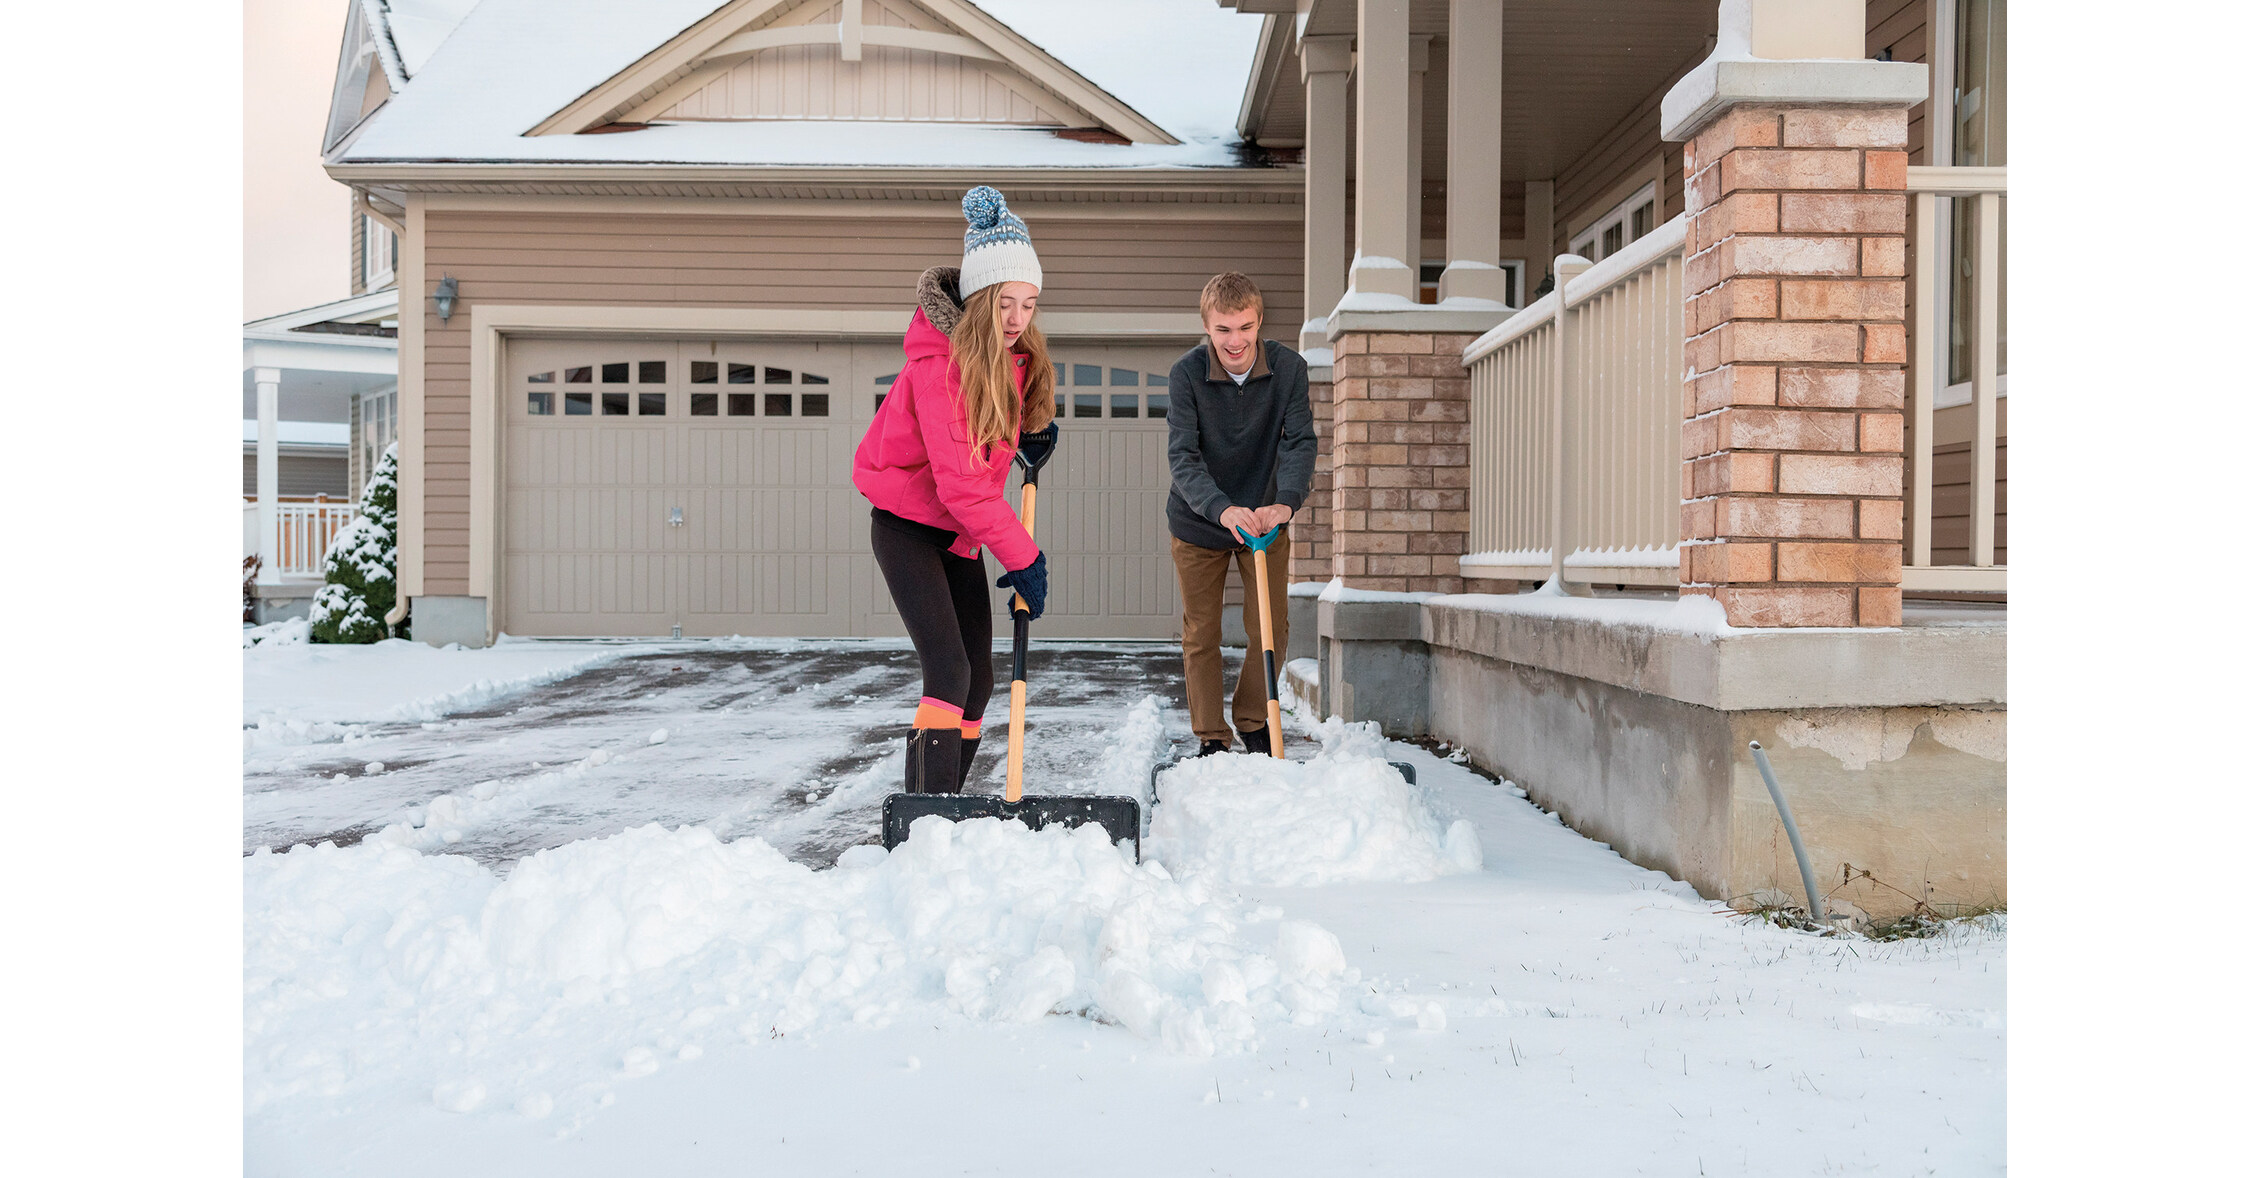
[1314, 592, 2005, 918]
[409, 595, 490, 648]
[251, 583, 319, 625]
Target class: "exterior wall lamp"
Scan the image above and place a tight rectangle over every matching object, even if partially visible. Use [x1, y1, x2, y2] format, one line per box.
[432, 275, 459, 323]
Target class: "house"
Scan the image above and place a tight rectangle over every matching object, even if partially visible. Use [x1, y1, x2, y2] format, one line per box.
[321, 0, 2004, 918]
[323, 0, 1298, 643]
[242, 290, 400, 622]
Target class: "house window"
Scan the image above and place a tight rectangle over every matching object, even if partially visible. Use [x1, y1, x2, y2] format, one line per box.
[1948, 0, 2006, 388]
[363, 215, 396, 290]
[351, 386, 397, 502]
[1569, 182, 1658, 263]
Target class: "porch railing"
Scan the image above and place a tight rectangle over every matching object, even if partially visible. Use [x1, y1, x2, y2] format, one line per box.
[242, 498, 358, 578]
[1906, 165, 2006, 592]
[1460, 213, 1687, 587]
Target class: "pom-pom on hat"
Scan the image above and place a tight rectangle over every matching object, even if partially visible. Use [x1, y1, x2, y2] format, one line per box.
[958, 185, 1042, 300]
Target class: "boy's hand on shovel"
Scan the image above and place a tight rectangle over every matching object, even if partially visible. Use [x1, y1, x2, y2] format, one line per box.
[1219, 505, 1260, 538]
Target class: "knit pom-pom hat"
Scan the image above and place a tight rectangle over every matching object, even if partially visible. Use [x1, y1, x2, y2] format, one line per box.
[957, 185, 1042, 300]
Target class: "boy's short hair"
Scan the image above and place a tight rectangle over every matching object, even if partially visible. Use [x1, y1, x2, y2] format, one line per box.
[1199, 272, 1265, 321]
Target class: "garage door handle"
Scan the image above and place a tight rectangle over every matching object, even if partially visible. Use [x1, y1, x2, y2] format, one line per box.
[668, 507, 684, 527]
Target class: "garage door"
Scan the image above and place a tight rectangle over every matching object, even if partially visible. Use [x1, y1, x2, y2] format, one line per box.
[502, 336, 1194, 638]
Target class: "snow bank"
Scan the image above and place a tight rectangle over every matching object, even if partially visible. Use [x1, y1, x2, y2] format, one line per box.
[1148, 719, 1482, 887]
[247, 818, 1358, 1119]
[243, 638, 626, 743]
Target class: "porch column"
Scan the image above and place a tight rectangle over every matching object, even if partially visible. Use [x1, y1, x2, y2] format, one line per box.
[254, 367, 281, 586]
[1300, 35, 1354, 352]
[1665, 0, 1927, 626]
[1346, 0, 1415, 302]
[1404, 34, 1431, 285]
[1438, 0, 1508, 305]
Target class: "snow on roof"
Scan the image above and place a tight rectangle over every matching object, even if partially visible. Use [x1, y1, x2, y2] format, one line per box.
[339, 0, 1268, 170]
[382, 0, 484, 76]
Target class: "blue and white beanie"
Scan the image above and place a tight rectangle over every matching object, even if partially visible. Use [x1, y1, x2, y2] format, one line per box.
[958, 185, 1042, 299]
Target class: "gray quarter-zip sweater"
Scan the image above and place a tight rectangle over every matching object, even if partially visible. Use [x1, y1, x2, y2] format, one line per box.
[1165, 338, 1316, 550]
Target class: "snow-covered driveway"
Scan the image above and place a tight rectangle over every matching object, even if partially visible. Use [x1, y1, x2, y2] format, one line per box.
[244, 637, 1193, 867]
[244, 637, 2003, 1175]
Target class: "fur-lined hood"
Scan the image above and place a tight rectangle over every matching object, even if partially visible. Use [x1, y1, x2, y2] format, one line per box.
[916, 266, 967, 336]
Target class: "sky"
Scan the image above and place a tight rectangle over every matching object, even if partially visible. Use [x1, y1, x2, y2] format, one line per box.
[245, 0, 353, 321]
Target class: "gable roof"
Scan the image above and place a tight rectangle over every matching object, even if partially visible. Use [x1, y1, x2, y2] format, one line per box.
[329, 0, 1271, 174]
[533, 0, 1177, 145]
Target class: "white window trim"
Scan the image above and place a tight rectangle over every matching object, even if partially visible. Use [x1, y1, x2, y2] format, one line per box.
[363, 214, 397, 290]
[1569, 181, 1658, 263]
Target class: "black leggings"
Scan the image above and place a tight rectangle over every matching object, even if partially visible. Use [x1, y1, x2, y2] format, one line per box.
[870, 509, 994, 724]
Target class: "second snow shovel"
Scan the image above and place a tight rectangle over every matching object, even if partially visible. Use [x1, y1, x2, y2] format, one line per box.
[881, 423, 1144, 858]
[1234, 522, 1288, 760]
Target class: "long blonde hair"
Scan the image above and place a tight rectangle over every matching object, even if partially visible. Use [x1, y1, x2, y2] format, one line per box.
[950, 285, 1056, 461]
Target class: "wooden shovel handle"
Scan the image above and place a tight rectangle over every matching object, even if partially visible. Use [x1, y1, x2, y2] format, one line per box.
[1005, 482, 1038, 803]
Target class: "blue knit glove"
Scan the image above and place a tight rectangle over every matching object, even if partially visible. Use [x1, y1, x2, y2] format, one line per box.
[996, 551, 1049, 620]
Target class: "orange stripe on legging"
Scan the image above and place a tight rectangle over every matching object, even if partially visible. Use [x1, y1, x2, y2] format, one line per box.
[913, 698, 964, 729]
[960, 719, 982, 739]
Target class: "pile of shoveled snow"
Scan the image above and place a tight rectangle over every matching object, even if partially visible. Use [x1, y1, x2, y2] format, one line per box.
[246, 817, 1357, 1121]
[1148, 718, 1482, 886]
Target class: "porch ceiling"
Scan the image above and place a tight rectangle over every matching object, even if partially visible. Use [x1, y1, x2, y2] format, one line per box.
[1281, 0, 1716, 180]
[241, 367, 394, 424]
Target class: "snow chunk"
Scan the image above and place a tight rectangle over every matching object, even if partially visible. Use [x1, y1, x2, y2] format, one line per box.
[1148, 721, 1482, 886]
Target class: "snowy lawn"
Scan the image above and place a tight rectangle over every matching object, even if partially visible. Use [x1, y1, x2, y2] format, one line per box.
[244, 642, 2003, 1175]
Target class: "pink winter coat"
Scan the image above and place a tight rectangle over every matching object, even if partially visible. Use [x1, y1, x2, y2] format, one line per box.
[852, 303, 1042, 572]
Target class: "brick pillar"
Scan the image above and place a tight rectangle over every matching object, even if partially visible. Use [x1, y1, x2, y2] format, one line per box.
[1328, 331, 1477, 593]
[1291, 373, 1334, 584]
[1679, 105, 1908, 627]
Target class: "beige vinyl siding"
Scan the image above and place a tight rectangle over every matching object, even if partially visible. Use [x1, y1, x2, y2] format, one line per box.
[1550, 61, 1693, 261]
[1867, 0, 1933, 166]
[415, 209, 1302, 594]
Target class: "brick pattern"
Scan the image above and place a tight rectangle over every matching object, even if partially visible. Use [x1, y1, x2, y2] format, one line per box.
[1290, 374, 1334, 584]
[1325, 331, 1479, 593]
[1680, 105, 1907, 628]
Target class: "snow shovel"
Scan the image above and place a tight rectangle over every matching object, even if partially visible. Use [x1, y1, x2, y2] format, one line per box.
[881, 424, 1144, 858]
[1234, 522, 1288, 760]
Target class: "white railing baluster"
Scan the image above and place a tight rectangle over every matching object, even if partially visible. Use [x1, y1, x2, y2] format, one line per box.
[1971, 189, 2001, 568]
[1910, 190, 1938, 569]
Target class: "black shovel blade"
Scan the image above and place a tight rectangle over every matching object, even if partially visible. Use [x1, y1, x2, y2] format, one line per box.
[882, 791, 1142, 860]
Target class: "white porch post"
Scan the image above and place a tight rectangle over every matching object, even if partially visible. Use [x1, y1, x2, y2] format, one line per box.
[1405, 34, 1431, 286]
[1439, 0, 1508, 304]
[255, 366, 281, 586]
[1301, 35, 1354, 352]
[1346, 0, 1415, 302]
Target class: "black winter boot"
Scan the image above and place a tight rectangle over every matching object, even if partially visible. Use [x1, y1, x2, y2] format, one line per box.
[905, 728, 964, 794]
[956, 735, 983, 792]
[1194, 737, 1232, 758]
[1239, 725, 1272, 756]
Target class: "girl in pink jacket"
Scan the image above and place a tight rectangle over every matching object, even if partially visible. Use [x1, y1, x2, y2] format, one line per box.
[852, 187, 1056, 796]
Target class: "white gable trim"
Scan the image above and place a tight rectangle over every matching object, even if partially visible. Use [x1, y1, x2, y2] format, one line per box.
[529, 0, 1176, 144]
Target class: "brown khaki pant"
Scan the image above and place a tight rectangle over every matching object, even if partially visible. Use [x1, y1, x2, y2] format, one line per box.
[1171, 530, 1291, 743]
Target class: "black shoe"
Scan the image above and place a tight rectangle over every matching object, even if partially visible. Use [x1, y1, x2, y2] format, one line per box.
[1239, 726, 1272, 756]
[905, 728, 963, 794]
[1193, 738, 1232, 758]
[956, 735, 982, 791]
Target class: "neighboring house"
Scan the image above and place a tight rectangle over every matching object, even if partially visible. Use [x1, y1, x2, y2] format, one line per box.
[317, 0, 2005, 918]
[243, 290, 399, 621]
[324, 0, 1297, 643]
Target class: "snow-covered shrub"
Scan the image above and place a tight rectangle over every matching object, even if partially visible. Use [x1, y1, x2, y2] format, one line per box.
[310, 444, 398, 644]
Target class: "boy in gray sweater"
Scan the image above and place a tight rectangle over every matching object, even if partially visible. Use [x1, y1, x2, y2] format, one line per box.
[1165, 272, 1317, 756]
